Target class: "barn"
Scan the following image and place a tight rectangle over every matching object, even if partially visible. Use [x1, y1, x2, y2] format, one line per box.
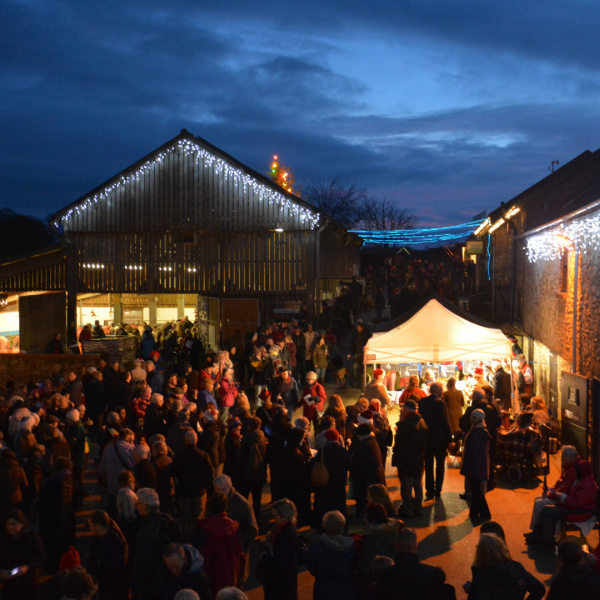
[0, 129, 361, 352]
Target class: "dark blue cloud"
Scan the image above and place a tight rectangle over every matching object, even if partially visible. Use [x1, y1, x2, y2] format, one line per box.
[2, 0, 600, 228]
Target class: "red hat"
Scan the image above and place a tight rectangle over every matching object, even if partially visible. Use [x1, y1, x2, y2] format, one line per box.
[373, 368, 385, 379]
[259, 389, 271, 401]
[150, 351, 161, 362]
[59, 546, 81, 572]
[474, 367, 484, 376]
[368, 402, 380, 413]
[324, 429, 340, 442]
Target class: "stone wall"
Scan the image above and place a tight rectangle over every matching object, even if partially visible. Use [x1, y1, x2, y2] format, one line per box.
[0, 354, 100, 394]
[522, 246, 600, 380]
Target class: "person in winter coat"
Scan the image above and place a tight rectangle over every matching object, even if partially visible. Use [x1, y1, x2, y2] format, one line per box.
[322, 395, 348, 444]
[375, 527, 455, 600]
[527, 459, 598, 547]
[418, 382, 452, 499]
[218, 368, 238, 421]
[151, 440, 175, 514]
[39, 457, 76, 572]
[171, 429, 214, 542]
[236, 416, 268, 520]
[162, 543, 212, 600]
[312, 429, 349, 528]
[312, 335, 329, 384]
[443, 377, 465, 434]
[369, 399, 393, 464]
[547, 541, 600, 600]
[364, 369, 390, 411]
[140, 327, 157, 361]
[0, 448, 28, 516]
[199, 408, 226, 475]
[213, 474, 258, 587]
[306, 511, 357, 600]
[460, 409, 492, 522]
[269, 368, 300, 418]
[0, 509, 45, 600]
[349, 420, 386, 516]
[131, 488, 181, 600]
[257, 498, 304, 600]
[467, 533, 544, 599]
[299, 371, 327, 431]
[278, 427, 313, 527]
[192, 492, 242, 596]
[86, 510, 129, 600]
[392, 400, 428, 518]
[303, 323, 317, 372]
[223, 418, 243, 488]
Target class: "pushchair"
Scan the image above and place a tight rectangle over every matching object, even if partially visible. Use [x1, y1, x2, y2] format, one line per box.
[495, 425, 544, 482]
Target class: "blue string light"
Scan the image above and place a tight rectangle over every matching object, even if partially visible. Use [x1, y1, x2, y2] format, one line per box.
[350, 220, 486, 246]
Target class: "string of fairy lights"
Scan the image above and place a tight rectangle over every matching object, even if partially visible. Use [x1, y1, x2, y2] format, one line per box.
[525, 205, 600, 262]
[350, 220, 486, 246]
[53, 139, 321, 230]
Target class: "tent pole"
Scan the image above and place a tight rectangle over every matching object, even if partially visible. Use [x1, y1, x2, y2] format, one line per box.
[363, 362, 367, 392]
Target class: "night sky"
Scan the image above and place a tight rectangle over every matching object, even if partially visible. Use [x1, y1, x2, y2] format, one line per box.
[2, 0, 600, 227]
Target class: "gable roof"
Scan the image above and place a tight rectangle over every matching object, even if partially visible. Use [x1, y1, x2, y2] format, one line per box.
[50, 129, 321, 230]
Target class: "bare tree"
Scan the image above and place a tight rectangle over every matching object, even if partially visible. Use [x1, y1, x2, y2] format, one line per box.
[355, 197, 417, 231]
[303, 177, 368, 228]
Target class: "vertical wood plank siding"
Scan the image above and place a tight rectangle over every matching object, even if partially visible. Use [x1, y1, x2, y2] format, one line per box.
[52, 144, 321, 295]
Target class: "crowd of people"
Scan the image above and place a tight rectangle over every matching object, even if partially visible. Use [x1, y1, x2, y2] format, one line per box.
[1, 311, 600, 599]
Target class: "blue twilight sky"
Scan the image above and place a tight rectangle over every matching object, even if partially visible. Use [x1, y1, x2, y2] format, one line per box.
[2, 0, 600, 227]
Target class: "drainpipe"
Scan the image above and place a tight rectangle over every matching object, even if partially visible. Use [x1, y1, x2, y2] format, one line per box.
[572, 245, 580, 372]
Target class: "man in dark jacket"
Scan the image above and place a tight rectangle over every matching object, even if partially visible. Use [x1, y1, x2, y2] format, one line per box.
[418, 382, 452, 499]
[347, 320, 372, 387]
[131, 488, 181, 600]
[392, 400, 428, 517]
[349, 420, 385, 516]
[460, 409, 492, 521]
[375, 527, 455, 599]
[171, 430, 214, 541]
[162, 542, 211, 600]
[493, 361, 513, 410]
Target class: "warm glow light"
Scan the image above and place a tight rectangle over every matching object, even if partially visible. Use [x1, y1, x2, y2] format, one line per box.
[489, 218, 505, 233]
[505, 206, 520, 218]
[474, 219, 491, 235]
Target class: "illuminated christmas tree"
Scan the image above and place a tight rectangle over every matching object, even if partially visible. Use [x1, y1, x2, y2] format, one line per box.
[269, 155, 298, 195]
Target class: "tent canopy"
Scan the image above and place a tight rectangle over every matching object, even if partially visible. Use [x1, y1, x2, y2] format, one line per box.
[364, 298, 512, 364]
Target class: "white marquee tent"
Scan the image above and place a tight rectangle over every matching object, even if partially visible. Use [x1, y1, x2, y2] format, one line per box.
[364, 298, 512, 364]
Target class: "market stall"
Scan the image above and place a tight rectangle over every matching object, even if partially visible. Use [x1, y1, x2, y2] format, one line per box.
[363, 297, 517, 412]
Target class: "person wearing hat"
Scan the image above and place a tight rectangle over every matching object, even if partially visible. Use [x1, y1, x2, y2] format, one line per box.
[364, 369, 391, 412]
[460, 408, 492, 522]
[392, 400, 428, 518]
[269, 367, 300, 418]
[65, 409, 86, 506]
[299, 371, 326, 432]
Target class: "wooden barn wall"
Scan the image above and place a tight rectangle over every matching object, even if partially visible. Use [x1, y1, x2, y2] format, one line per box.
[0, 251, 65, 292]
[63, 146, 314, 234]
[318, 232, 360, 279]
[73, 229, 313, 294]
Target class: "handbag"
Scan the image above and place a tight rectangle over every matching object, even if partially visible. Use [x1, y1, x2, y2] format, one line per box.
[311, 447, 330, 488]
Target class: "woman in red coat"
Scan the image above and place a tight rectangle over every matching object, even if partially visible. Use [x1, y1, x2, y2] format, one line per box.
[299, 371, 327, 431]
[192, 492, 242, 597]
